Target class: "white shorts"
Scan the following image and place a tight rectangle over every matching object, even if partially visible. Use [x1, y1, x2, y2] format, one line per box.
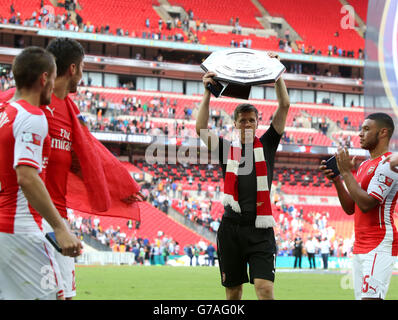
[42, 219, 76, 298]
[352, 250, 397, 300]
[0, 232, 64, 300]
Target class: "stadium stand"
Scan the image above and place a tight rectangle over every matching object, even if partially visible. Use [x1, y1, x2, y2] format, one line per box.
[259, 0, 365, 57]
[73, 200, 204, 253]
[195, 30, 281, 51]
[168, 0, 263, 28]
[76, 0, 160, 35]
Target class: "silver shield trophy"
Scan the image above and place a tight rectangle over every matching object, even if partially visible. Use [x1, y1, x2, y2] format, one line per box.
[200, 48, 286, 100]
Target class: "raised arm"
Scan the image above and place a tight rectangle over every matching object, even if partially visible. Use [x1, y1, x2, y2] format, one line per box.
[195, 71, 220, 151]
[269, 54, 290, 135]
[336, 148, 378, 213]
[319, 158, 355, 215]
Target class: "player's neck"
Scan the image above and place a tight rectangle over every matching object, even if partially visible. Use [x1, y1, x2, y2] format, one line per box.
[369, 145, 389, 159]
[10, 89, 21, 102]
[53, 77, 70, 100]
[17, 89, 40, 107]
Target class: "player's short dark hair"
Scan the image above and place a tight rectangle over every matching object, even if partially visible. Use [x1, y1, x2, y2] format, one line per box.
[46, 38, 85, 76]
[233, 103, 258, 121]
[366, 112, 395, 139]
[12, 46, 55, 90]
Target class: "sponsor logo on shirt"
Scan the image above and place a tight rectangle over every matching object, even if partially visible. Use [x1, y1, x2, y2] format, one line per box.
[378, 184, 388, 194]
[378, 173, 393, 187]
[0, 111, 9, 128]
[51, 138, 71, 151]
[25, 146, 35, 156]
[22, 132, 42, 146]
[45, 106, 55, 117]
[367, 166, 375, 175]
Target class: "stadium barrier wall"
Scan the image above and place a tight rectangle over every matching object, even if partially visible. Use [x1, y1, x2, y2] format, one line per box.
[76, 253, 398, 269]
[76, 253, 398, 270]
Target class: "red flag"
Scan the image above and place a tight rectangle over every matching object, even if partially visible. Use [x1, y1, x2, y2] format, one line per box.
[65, 97, 141, 221]
[66, 171, 140, 220]
[0, 87, 16, 103]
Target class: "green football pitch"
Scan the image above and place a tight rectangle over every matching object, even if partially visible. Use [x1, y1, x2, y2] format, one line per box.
[74, 265, 398, 300]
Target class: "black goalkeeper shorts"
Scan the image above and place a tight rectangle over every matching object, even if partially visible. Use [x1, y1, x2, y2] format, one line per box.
[216, 217, 276, 288]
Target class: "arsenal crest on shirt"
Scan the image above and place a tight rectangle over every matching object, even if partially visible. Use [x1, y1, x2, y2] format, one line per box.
[367, 166, 375, 175]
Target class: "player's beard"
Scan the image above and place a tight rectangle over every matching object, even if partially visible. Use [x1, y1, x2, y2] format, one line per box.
[362, 131, 380, 151]
[69, 79, 78, 94]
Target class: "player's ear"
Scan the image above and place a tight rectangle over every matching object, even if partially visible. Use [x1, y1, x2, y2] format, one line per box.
[379, 127, 389, 139]
[39, 71, 49, 87]
[69, 63, 77, 76]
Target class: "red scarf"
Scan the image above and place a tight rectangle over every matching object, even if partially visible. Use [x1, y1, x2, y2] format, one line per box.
[222, 136, 275, 228]
[64, 96, 141, 221]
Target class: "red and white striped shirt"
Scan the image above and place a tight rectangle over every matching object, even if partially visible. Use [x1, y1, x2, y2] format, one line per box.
[353, 152, 398, 255]
[0, 100, 50, 234]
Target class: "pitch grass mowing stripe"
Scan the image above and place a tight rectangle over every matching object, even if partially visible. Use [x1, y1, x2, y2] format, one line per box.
[75, 265, 398, 300]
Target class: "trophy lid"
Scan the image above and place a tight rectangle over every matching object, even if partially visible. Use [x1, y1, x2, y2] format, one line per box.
[200, 48, 286, 86]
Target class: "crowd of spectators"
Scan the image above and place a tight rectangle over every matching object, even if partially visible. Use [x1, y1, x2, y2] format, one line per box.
[140, 177, 222, 234]
[272, 193, 354, 258]
[2, 3, 364, 60]
[74, 89, 195, 120]
[67, 208, 216, 265]
[0, 70, 362, 149]
[335, 132, 354, 148]
[4, 2, 80, 32]
[0, 70, 13, 91]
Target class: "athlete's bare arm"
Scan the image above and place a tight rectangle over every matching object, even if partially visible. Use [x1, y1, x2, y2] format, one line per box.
[320, 160, 355, 215]
[16, 165, 82, 256]
[336, 147, 379, 213]
[196, 72, 220, 151]
[269, 53, 290, 136]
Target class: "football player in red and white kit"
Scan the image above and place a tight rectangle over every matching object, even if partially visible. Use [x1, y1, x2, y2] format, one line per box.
[321, 113, 398, 300]
[0, 47, 82, 300]
[0, 39, 84, 300]
[39, 38, 87, 300]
